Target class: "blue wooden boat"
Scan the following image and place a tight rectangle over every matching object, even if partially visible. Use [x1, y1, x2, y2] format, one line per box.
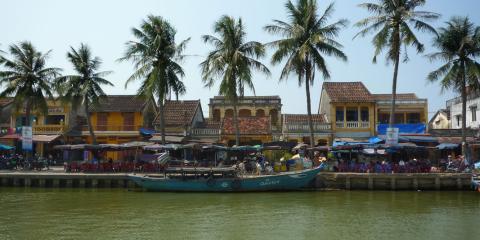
[128, 166, 322, 192]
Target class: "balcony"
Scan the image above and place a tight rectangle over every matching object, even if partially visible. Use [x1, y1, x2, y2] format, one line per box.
[285, 123, 332, 133]
[82, 125, 142, 132]
[191, 128, 221, 136]
[33, 125, 65, 134]
[336, 121, 370, 129]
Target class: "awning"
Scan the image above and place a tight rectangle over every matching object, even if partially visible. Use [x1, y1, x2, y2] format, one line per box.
[149, 135, 185, 143]
[32, 135, 60, 143]
[0, 134, 21, 140]
[436, 143, 459, 150]
[121, 141, 153, 148]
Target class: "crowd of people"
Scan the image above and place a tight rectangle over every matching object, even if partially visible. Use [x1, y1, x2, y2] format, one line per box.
[314, 154, 472, 173]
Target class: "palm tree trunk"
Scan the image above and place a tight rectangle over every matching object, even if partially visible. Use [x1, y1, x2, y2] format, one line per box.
[158, 98, 166, 144]
[460, 61, 468, 159]
[233, 97, 240, 146]
[389, 28, 401, 129]
[25, 100, 32, 161]
[305, 62, 315, 147]
[85, 99, 97, 145]
[389, 49, 400, 128]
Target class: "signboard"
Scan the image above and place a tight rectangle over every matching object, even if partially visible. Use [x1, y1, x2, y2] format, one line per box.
[386, 127, 399, 146]
[22, 126, 33, 151]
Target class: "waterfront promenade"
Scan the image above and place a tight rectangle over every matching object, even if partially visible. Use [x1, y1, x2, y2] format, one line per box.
[0, 169, 473, 191]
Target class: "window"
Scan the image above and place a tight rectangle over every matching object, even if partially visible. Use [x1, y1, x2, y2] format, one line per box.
[45, 115, 65, 125]
[123, 113, 134, 131]
[456, 115, 461, 127]
[97, 113, 108, 131]
[379, 113, 389, 124]
[360, 107, 369, 122]
[471, 106, 477, 122]
[346, 107, 358, 121]
[335, 107, 344, 122]
[394, 113, 404, 124]
[407, 113, 420, 124]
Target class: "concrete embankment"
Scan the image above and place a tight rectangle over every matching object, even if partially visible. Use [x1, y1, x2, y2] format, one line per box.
[0, 171, 474, 191]
[315, 172, 473, 190]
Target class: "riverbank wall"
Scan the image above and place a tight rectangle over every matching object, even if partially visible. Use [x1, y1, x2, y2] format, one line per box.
[315, 173, 473, 190]
[0, 172, 474, 191]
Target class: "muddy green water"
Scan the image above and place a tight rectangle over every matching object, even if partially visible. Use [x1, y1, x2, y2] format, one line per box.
[0, 188, 478, 240]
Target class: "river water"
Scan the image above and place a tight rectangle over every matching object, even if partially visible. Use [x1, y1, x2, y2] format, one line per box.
[0, 188, 478, 240]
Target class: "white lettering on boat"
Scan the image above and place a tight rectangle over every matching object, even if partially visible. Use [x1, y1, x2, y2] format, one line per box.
[259, 179, 280, 186]
[221, 182, 228, 188]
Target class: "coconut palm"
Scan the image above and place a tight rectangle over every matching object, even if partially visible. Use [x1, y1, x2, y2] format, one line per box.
[265, 0, 347, 147]
[119, 15, 190, 144]
[427, 17, 480, 159]
[201, 15, 271, 146]
[55, 43, 113, 145]
[354, 0, 439, 127]
[0, 42, 60, 127]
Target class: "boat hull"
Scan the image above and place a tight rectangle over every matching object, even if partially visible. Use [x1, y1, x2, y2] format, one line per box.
[129, 167, 321, 192]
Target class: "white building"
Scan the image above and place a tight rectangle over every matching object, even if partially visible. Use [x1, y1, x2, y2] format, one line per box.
[446, 92, 480, 129]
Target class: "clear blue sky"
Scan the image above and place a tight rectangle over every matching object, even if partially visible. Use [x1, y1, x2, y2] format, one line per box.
[2, 0, 480, 118]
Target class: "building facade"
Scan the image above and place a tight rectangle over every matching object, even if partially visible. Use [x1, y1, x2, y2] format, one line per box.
[281, 114, 332, 145]
[319, 82, 376, 139]
[446, 91, 480, 129]
[152, 100, 205, 142]
[318, 82, 429, 139]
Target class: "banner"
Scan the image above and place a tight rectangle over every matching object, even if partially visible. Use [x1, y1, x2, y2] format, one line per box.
[22, 126, 33, 151]
[386, 127, 399, 146]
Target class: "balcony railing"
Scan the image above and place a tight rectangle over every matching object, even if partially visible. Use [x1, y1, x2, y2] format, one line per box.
[285, 123, 331, 132]
[336, 121, 370, 129]
[82, 125, 142, 132]
[33, 125, 65, 134]
[191, 128, 221, 136]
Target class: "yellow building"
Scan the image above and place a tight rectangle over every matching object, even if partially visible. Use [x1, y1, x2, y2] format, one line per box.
[8, 99, 72, 156]
[318, 82, 429, 140]
[319, 82, 376, 139]
[81, 95, 157, 160]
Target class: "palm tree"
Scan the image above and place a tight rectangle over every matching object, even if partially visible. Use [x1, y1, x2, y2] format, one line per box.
[201, 15, 271, 146]
[354, 0, 439, 128]
[427, 16, 480, 160]
[119, 15, 190, 144]
[265, 0, 347, 147]
[55, 43, 113, 145]
[0, 42, 60, 126]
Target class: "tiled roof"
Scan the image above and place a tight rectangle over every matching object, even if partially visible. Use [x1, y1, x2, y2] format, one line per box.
[222, 117, 270, 135]
[154, 100, 201, 126]
[89, 95, 147, 112]
[323, 82, 374, 103]
[283, 114, 327, 124]
[373, 93, 419, 101]
[0, 97, 13, 107]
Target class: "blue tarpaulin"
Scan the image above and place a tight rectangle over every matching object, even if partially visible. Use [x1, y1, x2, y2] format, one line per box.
[139, 128, 156, 136]
[0, 144, 15, 150]
[377, 124, 426, 135]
